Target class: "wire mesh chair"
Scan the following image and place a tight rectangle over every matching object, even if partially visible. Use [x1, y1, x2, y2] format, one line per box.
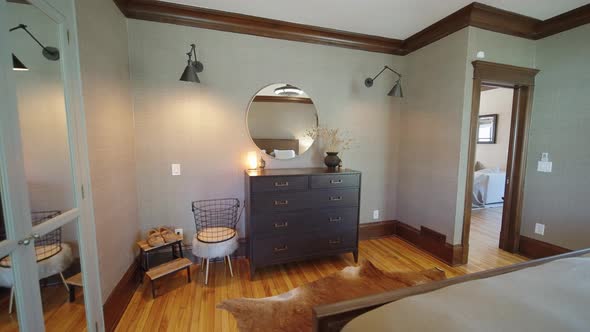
[191, 198, 243, 285]
[0, 210, 73, 314]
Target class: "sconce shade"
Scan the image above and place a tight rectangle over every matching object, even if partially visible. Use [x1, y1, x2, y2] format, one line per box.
[388, 80, 403, 98]
[12, 53, 28, 71]
[180, 61, 200, 83]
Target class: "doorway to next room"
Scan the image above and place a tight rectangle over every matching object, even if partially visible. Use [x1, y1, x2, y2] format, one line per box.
[469, 86, 513, 255]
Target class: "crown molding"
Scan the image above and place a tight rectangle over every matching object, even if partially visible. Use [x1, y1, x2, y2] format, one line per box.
[115, 0, 404, 55]
[534, 3, 590, 39]
[113, 1, 590, 55]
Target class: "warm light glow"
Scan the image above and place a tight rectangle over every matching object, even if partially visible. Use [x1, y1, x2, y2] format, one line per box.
[247, 151, 258, 170]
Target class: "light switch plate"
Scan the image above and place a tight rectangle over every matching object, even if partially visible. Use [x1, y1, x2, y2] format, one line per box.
[534, 223, 545, 236]
[171, 164, 181, 176]
[373, 210, 379, 220]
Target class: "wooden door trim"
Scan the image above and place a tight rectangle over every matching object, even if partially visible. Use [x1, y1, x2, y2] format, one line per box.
[461, 61, 539, 262]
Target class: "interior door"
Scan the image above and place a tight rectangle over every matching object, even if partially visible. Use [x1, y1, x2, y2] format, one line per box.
[0, 0, 103, 331]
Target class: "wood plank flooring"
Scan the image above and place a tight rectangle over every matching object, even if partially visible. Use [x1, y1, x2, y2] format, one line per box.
[117, 212, 526, 332]
[0, 208, 527, 331]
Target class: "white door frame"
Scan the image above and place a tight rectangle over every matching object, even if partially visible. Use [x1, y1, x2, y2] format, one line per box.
[0, 0, 104, 330]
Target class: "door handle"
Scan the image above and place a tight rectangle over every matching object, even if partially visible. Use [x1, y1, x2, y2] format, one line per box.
[18, 233, 40, 246]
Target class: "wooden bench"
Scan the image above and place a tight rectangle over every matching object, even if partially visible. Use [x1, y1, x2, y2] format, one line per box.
[66, 273, 83, 302]
[145, 257, 192, 298]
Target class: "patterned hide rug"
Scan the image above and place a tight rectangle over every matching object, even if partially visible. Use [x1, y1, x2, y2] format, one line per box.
[218, 260, 446, 332]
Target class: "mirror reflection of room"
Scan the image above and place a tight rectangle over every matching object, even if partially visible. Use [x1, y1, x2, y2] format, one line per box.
[247, 83, 318, 160]
[0, 0, 86, 329]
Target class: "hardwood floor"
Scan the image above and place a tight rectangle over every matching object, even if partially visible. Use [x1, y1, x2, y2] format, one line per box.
[0, 211, 526, 331]
[0, 284, 87, 332]
[116, 221, 526, 332]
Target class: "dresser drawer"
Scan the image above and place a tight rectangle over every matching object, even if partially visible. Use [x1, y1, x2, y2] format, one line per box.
[251, 212, 306, 236]
[311, 174, 360, 189]
[252, 236, 302, 263]
[310, 188, 359, 209]
[251, 176, 308, 193]
[311, 231, 357, 253]
[308, 207, 358, 232]
[251, 191, 309, 214]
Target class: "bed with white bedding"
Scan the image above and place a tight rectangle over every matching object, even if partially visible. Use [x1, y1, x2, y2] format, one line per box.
[473, 168, 506, 207]
[312, 249, 590, 332]
[342, 253, 590, 332]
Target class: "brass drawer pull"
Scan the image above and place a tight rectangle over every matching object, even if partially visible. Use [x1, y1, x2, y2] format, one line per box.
[330, 179, 343, 184]
[273, 221, 288, 228]
[274, 181, 289, 187]
[329, 217, 343, 222]
[329, 196, 343, 201]
[274, 245, 288, 252]
[328, 239, 341, 245]
[274, 200, 289, 206]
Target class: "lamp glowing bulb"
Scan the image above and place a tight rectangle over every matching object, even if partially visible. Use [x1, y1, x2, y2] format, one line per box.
[247, 151, 258, 170]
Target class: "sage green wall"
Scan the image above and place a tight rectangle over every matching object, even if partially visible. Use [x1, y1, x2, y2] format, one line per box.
[127, 20, 403, 242]
[75, 0, 139, 302]
[398, 27, 538, 245]
[397, 28, 470, 244]
[521, 24, 590, 250]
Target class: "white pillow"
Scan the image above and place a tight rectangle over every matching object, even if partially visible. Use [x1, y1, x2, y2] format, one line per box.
[274, 149, 296, 159]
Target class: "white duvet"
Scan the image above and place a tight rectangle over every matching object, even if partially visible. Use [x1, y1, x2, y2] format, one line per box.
[344, 254, 590, 332]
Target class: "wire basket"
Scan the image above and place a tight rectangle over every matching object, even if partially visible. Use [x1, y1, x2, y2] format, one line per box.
[0, 210, 62, 267]
[191, 198, 242, 244]
[31, 211, 63, 262]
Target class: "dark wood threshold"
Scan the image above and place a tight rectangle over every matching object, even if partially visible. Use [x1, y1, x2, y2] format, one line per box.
[518, 235, 571, 259]
[113, 1, 590, 55]
[103, 259, 141, 332]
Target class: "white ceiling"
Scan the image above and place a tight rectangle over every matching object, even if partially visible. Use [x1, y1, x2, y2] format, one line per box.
[162, 0, 588, 39]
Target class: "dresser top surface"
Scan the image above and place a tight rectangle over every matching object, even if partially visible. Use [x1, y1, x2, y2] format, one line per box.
[245, 167, 360, 177]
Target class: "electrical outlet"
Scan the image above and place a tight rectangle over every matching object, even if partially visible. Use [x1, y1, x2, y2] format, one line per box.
[373, 210, 379, 220]
[171, 164, 181, 176]
[174, 228, 183, 237]
[534, 223, 545, 236]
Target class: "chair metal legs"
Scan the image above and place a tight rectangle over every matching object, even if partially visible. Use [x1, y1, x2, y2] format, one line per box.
[59, 272, 70, 293]
[8, 287, 14, 314]
[204, 258, 210, 285]
[227, 255, 234, 277]
[8, 272, 71, 314]
[202, 256, 234, 285]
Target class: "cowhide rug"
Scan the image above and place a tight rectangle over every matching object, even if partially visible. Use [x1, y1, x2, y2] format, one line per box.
[218, 260, 446, 332]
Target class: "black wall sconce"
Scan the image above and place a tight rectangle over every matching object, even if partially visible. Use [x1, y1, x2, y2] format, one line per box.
[365, 66, 403, 97]
[179, 43, 204, 83]
[9, 24, 60, 71]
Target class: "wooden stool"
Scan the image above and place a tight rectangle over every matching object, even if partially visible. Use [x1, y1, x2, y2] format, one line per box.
[145, 258, 192, 298]
[66, 273, 83, 302]
[136, 235, 184, 282]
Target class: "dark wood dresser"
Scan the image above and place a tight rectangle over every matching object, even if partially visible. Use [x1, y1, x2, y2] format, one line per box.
[245, 168, 361, 277]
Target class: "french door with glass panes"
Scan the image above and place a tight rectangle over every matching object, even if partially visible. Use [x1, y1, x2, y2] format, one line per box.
[0, 0, 103, 331]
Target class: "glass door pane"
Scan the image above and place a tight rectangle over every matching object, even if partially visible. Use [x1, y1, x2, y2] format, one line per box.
[0, 0, 89, 330]
[8, 0, 75, 221]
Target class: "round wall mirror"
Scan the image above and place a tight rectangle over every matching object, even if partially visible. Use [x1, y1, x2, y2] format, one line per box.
[247, 83, 318, 160]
